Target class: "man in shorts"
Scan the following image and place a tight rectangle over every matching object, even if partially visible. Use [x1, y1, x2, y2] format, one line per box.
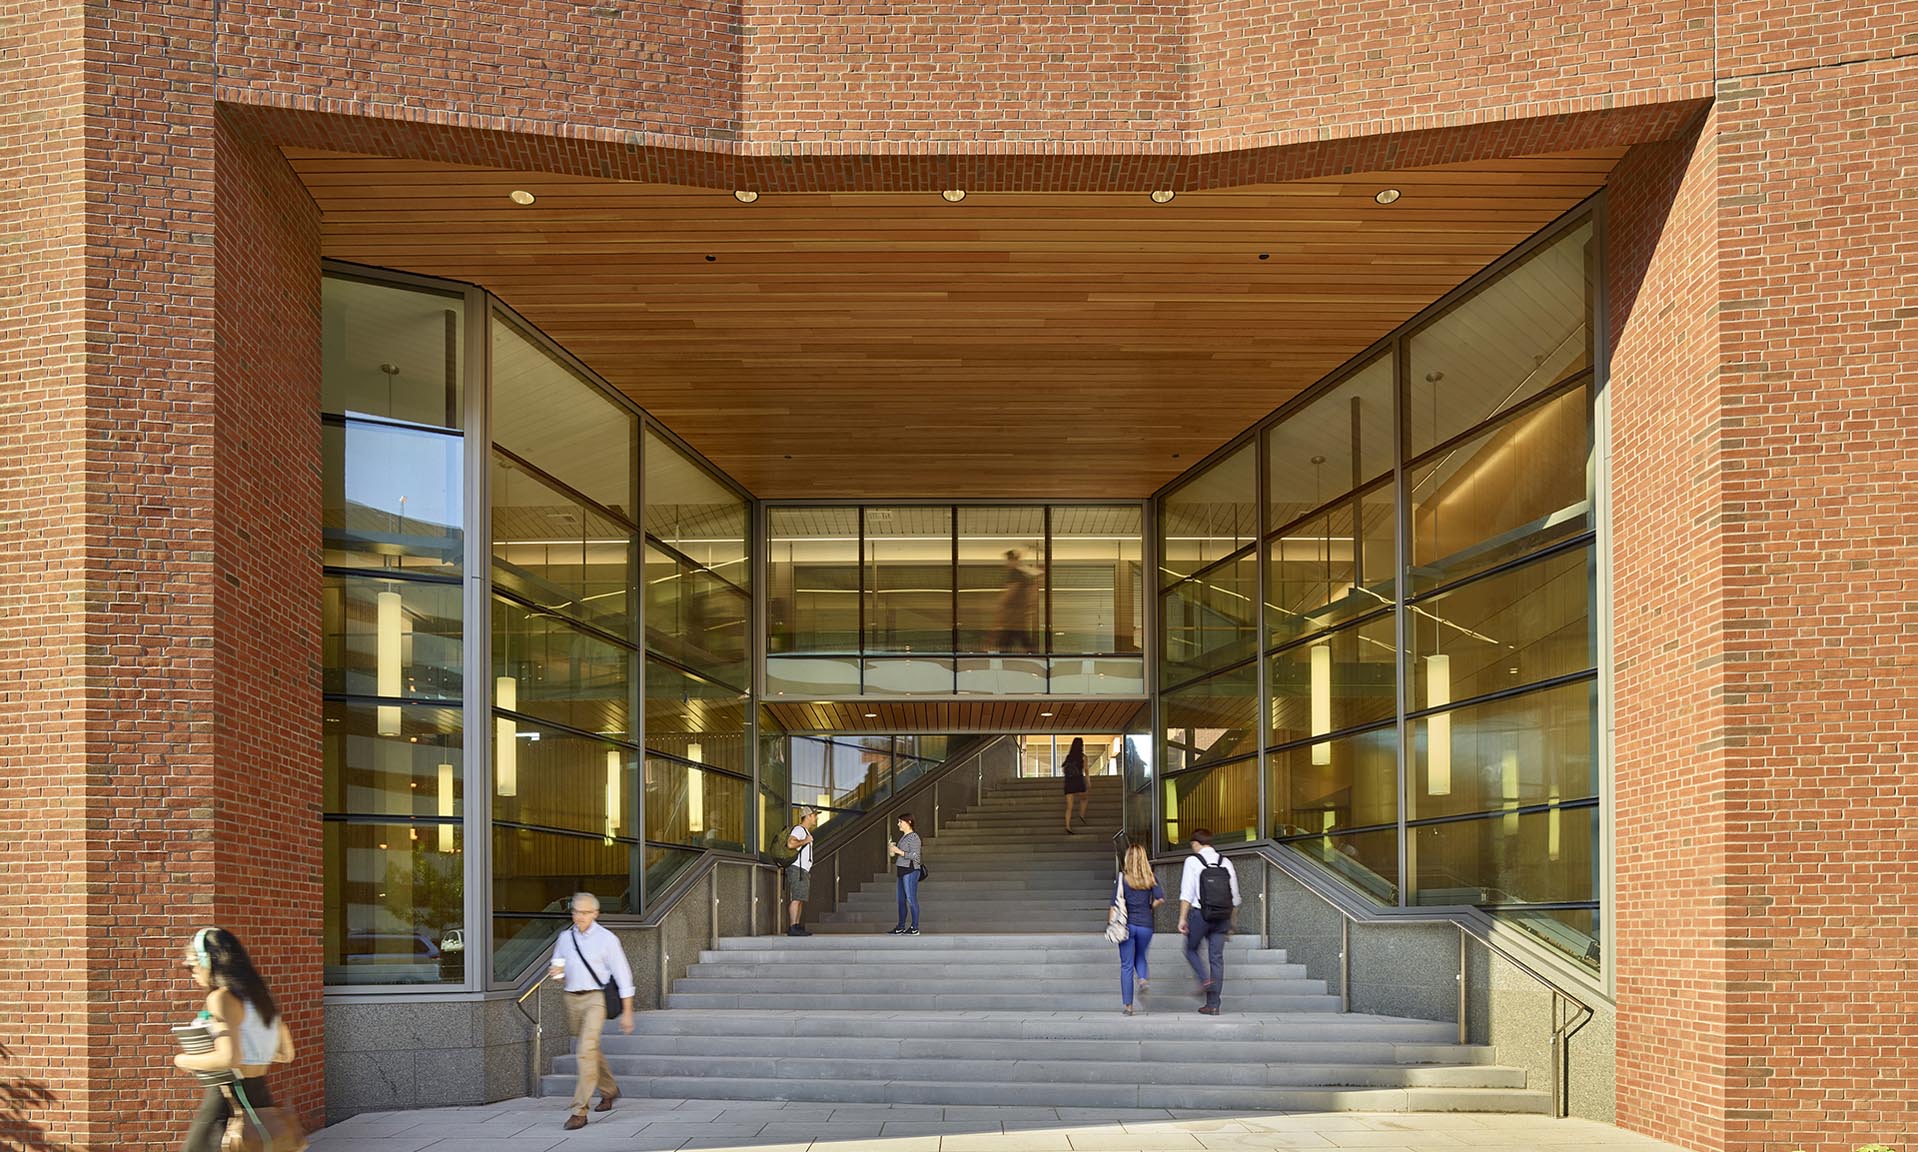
[786, 808, 819, 936]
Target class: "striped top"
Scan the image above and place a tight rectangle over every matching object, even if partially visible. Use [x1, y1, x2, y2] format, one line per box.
[895, 831, 923, 869]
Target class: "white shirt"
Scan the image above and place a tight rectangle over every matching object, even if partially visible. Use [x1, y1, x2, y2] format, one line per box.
[551, 922, 636, 1000]
[788, 824, 814, 871]
[1178, 846, 1242, 909]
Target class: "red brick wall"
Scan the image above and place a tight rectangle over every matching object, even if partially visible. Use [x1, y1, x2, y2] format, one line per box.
[212, 106, 325, 1131]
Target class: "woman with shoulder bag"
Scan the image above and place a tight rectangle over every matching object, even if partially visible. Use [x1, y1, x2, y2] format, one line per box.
[887, 813, 924, 936]
[174, 926, 305, 1151]
[1109, 844, 1165, 1016]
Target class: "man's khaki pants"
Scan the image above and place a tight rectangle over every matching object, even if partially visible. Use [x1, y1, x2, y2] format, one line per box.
[564, 990, 616, 1115]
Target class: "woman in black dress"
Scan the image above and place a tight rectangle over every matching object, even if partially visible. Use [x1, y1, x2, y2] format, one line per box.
[1061, 737, 1089, 833]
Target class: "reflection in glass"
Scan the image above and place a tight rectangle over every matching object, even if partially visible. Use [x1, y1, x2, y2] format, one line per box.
[1162, 550, 1258, 684]
[1045, 657, 1146, 696]
[1162, 663, 1258, 772]
[957, 506, 1044, 653]
[645, 429, 749, 592]
[766, 507, 859, 654]
[492, 315, 636, 517]
[491, 453, 633, 636]
[1410, 804, 1597, 911]
[1051, 505, 1145, 654]
[643, 843, 705, 904]
[323, 701, 463, 819]
[1267, 725, 1396, 838]
[1266, 482, 1393, 648]
[323, 274, 464, 428]
[1490, 905, 1601, 970]
[644, 758, 748, 851]
[1162, 758, 1258, 848]
[1161, 443, 1256, 585]
[646, 542, 749, 690]
[323, 420, 464, 575]
[956, 657, 1047, 695]
[766, 655, 861, 698]
[643, 657, 747, 774]
[1266, 354, 1394, 530]
[1267, 613, 1395, 751]
[490, 720, 636, 840]
[865, 506, 953, 653]
[1281, 826, 1399, 904]
[1408, 545, 1592, 707]
[493, 595, 633, 739]
[491, 825, 638, 976]
[324, 575, 463, 703]
[1411, 678, 1596, 820]
[1407, 221, 1593, 456]
[1407, 382, 1591, 594]
[862, 657, 957, 696]
[324, 821, 464, 986]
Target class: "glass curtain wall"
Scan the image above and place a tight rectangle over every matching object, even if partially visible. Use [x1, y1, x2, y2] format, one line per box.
[1155, 208, 1603, 968]
[756, 727, 954, 828]
[321, 272, 471, 987]
[766, 504, 1144, 697]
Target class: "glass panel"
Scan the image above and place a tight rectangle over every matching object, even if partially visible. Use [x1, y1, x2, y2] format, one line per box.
[1020, 737, 1057, 778]
[1409, 805, 1598, 910]
[766, 655, 862, 698]
[956, 506, 1044, 653]
[1267, 614, 1395, 751]
[491, 826, 638, 950]
[645, 542, 749, 691]
[643, 657, 748, 774]
[492, 452, 633, 635]
[645, 429, 749, 593]
[323, 575, 462, 703]
[865, 506, 953, 653]
[322, 274, 464, 427]
[1267, 725, 1397, 839]
[1266, 483, 1393, 648]
[1407, 382, 1591, 594]
[784, 736, 830, 814]
[862, 657, 956, 696]
[1281, 827, 1400, 904]
[1162, 550, 1258, 684]
[324, 821, 464, 986]
[323, 701, 463, 818]
[491, 720, 637, 840]
[827, 738, 893, 811]
[323, 419, 464, 575]
[1045, 656, 1146, 696]
[1490, 906, 1601, 970]
[643, 843, 705, 903]
[1408, 545, 1593, 707]
[766, 507, 860, 654]
[1161, 758, 1258, 849]
[1162, 663, 1258, 772]
[1266, 354, 1394, 530]
[1407, 220, 1594, 456]
[493, 596, 633, 740]
[1411, 678, 1597, 821]
[492, 916, 567, 982]
[491, 315, 636, 517]
[956, 656, 1048, 695]
[644, 758, 749, 851]
[1161, 442, 1256, 586]
[1050, 505, 1145, 655]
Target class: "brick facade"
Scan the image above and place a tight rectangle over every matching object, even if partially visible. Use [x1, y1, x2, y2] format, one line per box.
[3, 3, 1913, 1150]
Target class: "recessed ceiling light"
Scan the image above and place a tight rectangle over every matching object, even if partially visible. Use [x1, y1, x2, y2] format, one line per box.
[864, 712, 878, 719]
[941, 189, 967, 203]
[704, 254, 717, 262]
[1039, 711, 1054, 718]
[733, 189, 759, 203]
[1257, 253, 1270, 261]
[1375, 188, 1401, 205]
[1149, 190, 1175, 204]
[509, 190, 535, 205]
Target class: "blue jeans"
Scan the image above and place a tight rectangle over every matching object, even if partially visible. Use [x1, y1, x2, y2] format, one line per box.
[1184, 916, 1229, 1009]
[1118, 923, 1153, 1005]
[894, 866, 920, 930]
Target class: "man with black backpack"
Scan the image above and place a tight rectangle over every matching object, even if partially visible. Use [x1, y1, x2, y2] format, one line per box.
[1176, 829, 1241, 1016]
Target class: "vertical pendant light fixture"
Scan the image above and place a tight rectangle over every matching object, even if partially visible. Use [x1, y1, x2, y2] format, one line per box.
[437, 762, 455, 852]
[604, 748, 621, 841]
[687, 742, 705, 834]
[1501, 748, 1520, 838]
[376, 590, 403, 735]
[495, 675, 518, 797]
[1426, 653, 1451, 795]
[1309, 643, 1332, 764]
[1547, 783, 1561, 862]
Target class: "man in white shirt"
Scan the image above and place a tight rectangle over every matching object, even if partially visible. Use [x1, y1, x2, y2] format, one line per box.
[786, 808, 819, 936]
[1177, 829, 1241, 1016]
[548, 891, 635, 1130]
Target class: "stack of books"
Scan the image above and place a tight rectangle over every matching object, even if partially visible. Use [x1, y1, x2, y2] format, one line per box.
[172, 1021, 236, 1086]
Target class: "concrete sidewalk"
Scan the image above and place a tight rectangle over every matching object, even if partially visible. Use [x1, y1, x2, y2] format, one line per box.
[309, 1097, 1692, 1152]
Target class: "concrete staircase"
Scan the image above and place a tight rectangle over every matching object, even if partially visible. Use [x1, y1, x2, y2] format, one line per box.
[548, 774, 1550, 1113]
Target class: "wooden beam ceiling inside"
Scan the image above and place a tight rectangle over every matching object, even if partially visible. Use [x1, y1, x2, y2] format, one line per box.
[761, 698, 1145, 736]
[292, 149, 1622, 499]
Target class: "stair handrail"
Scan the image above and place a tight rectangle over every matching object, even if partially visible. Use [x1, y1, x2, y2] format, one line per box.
[1224, 842, 1595, 1119]
[509, 852, 779, 1098]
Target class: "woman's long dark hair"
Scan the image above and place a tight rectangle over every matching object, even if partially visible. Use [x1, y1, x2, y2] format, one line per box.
[191, 927, 280, 1026]
[1064, 737, 1086, 765]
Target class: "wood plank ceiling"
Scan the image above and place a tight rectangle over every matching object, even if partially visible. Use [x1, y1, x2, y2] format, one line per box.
[292, 149, 1622, 500]
[761, 697, 1145, 736]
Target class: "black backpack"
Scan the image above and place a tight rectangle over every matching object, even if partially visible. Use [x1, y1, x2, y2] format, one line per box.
[1193, 852, 1234, 921]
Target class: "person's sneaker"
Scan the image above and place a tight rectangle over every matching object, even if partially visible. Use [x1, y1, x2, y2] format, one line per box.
[905, 927, 921, 936]
[788, 924, 811, 936]
[889, 927, 908, 935]
[1137, 979, 1151, 995]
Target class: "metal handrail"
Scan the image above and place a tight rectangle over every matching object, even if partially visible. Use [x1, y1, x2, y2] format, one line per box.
[510, 855, 779, 1098]
[1234, 843, 1595, 1119]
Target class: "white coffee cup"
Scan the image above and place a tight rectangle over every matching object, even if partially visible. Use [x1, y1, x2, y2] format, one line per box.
[550, 956, 566, 977]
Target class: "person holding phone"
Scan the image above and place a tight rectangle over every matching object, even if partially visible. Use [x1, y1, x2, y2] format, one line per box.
[887, 813, 924, 936]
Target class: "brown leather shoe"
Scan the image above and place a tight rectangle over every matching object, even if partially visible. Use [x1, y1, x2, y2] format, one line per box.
[595, 1088, 619, 1112]
[563, 1113, 588, 1130]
